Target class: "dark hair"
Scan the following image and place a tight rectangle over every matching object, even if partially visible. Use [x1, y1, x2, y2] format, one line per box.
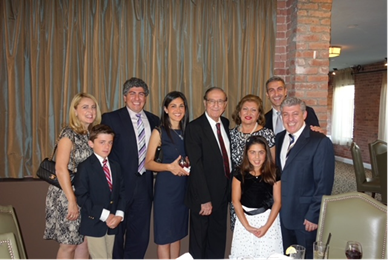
[265, 76, 285, 92]
[203, 86, 228, 101]
[231, 94, 265, 126]
[160, 91, 189, 142]
[239, 135, 277, 185]
[89, 124, 115, 142]
[123, 77, 150, 96]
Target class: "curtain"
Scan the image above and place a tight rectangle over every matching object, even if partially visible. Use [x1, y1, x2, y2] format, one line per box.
[0, 0, 276, 178]
[378, 72, 387, 141]
[331, 68, 355, 145]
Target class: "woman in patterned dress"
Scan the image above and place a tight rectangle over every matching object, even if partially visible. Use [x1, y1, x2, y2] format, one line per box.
[44, 93, 101, 258]
[229, 94, 276, 231]
[145, 91, 190, 259]
[230, 136, 282, 258]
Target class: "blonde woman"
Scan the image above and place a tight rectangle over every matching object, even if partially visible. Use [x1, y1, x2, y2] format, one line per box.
[43, 93, 101, 259]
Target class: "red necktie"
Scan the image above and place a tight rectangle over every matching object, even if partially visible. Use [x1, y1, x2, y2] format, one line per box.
[216, 123, 231, 179]
[103, 159, 112, 191]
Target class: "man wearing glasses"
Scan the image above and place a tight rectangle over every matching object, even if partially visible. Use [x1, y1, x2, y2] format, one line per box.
[184, 87, 232, 259]
[102, 77, 160, 259]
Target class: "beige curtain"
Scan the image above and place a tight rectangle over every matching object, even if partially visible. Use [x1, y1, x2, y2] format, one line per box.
[0, 0, 276, 178]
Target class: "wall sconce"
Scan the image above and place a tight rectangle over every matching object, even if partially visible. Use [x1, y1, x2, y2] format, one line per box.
[385, 57, 387, 66]
[332, 68, 337, 75]
[329, 46, 341, 57]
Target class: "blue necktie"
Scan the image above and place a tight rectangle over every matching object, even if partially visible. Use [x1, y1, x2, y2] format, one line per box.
[136, 113, 146, 174]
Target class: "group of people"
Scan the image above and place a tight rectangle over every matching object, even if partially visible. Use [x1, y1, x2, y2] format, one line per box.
[43, 76, 335, 259]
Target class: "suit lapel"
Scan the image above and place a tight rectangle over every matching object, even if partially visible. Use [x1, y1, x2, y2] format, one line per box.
[118, 108, 136, 144]
[283, 126, 310, 170]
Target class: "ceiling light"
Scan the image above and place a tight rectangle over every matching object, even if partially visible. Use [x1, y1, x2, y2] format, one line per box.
[329, 46, 341, 58]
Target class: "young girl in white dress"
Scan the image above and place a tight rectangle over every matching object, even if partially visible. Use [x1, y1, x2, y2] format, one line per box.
[230, 136, 283, 259]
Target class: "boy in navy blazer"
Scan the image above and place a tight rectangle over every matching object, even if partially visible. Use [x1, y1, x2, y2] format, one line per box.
[75, 124, 126, 259]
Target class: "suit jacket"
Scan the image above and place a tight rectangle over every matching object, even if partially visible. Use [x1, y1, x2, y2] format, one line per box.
[265, 106, 320, 131]
[75, 154, 126, 237]
[275, 126, 334, 230]
[101, 107, 160, 201]
[184, 113, 232, 211]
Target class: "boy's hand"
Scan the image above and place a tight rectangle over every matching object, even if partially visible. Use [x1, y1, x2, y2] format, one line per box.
[106, 214, 122, 229]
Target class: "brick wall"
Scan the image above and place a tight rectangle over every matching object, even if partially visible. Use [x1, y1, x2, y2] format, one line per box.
[330, 61, 386, 163]
[275, 0, 332, 130]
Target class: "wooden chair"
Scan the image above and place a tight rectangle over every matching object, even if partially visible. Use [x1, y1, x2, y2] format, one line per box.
[368, 139, 387, 179]
[350, 142, 381, 198]
[0, 206, 27, 259]
[316, 192, 387, 259]
[376, 152, 387, 204]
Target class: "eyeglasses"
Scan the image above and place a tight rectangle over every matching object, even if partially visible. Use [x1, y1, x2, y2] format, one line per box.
[128, 91, 146, 98]
[206, 99, 226, 106]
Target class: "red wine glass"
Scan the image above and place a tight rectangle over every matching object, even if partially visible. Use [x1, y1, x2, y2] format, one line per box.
[345, 241, 362, 259]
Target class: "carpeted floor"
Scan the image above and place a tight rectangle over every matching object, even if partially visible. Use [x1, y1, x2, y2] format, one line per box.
[332, 161, 382, 202]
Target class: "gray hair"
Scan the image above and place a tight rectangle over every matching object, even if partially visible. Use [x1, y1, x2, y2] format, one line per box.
[280, 97, 306, 112]
[123, 77, 150, 96]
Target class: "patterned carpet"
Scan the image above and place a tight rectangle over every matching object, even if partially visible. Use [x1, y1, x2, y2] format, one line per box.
[332, 161, 382, 202]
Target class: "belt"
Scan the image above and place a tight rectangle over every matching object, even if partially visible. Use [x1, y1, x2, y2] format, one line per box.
[243, 207, 267, 215]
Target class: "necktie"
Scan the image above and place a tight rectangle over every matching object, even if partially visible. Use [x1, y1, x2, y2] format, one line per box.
[136, 113, 146, 174]
[216, 123, 231, 179]
[103, 159, 112, 191]
[286, 134, 295, 158]
[275, 111, 283, 134]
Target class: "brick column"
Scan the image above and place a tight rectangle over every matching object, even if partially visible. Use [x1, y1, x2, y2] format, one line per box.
[275, 0, 332, 129]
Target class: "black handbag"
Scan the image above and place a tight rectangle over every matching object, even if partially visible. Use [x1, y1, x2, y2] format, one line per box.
[154, 127, 163, 163]
[36, 130, 75, 189]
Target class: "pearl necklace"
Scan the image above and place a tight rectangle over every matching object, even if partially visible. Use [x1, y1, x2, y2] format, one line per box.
[172, 129, 184, 140]
[239, 122, 258, 139]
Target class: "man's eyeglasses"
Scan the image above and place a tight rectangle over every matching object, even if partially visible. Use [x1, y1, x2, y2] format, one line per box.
[206, 99, 226, 106]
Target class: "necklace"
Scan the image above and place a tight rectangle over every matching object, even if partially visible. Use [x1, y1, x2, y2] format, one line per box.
[239, 122, 258, 139]
[172, 129, 183, 140]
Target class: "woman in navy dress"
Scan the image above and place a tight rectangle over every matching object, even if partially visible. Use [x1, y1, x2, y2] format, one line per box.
[145, 91, 190, 259]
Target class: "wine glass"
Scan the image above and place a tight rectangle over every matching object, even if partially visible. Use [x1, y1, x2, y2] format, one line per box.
[178, 156, 190, 168]
[345, 241, 362, 259]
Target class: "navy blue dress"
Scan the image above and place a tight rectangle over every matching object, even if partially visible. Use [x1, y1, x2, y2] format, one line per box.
[153, 127, 189, 244]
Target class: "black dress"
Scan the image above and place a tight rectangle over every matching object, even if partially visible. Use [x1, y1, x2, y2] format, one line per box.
[153, 127, 189, 244]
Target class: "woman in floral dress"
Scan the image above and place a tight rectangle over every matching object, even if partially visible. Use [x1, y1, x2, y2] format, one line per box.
[44, 93, 101, 258]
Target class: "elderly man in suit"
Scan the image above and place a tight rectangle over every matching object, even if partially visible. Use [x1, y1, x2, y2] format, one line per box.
[101, 77, 160, 259]
[265, 76, 320, 135]
[275, 97, 334, 259]
[184, 87, 232, 259]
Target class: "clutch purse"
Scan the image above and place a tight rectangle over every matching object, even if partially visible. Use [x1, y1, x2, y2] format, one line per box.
[36, 129, 75, 189]
[154, 127, 163, 163]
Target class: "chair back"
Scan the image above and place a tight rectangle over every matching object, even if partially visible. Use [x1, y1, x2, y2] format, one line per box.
[316, 192, 387, 259]
[350, 142, 367, 190]
[0, 206, 27, 259]
[377, 152, 387, 204]
[0, 232, 20, 259]
[369, 140, 387, 178]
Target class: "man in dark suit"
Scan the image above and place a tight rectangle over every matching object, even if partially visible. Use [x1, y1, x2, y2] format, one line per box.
[75, 124, 126, 259]
[101, 77, 160, 259]
[184, 87, 232, 259]
[264, 76, 320, 134]
[275, 97, 334, 259]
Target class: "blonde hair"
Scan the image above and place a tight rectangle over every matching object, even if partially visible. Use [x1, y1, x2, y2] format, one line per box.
[69, 93, 101, 134]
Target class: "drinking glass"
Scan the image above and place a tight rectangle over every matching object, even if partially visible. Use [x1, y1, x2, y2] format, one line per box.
[313, 241, 329, 259]
[179, 156, 190, 168]
[345, 241, 363, 259]
[289, 244, 306, 259]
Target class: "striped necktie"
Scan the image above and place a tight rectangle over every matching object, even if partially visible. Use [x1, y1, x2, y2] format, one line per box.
[136, 113, 146, 174]
[103, 159, 112, 191]
[286, 134, 295, 158]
